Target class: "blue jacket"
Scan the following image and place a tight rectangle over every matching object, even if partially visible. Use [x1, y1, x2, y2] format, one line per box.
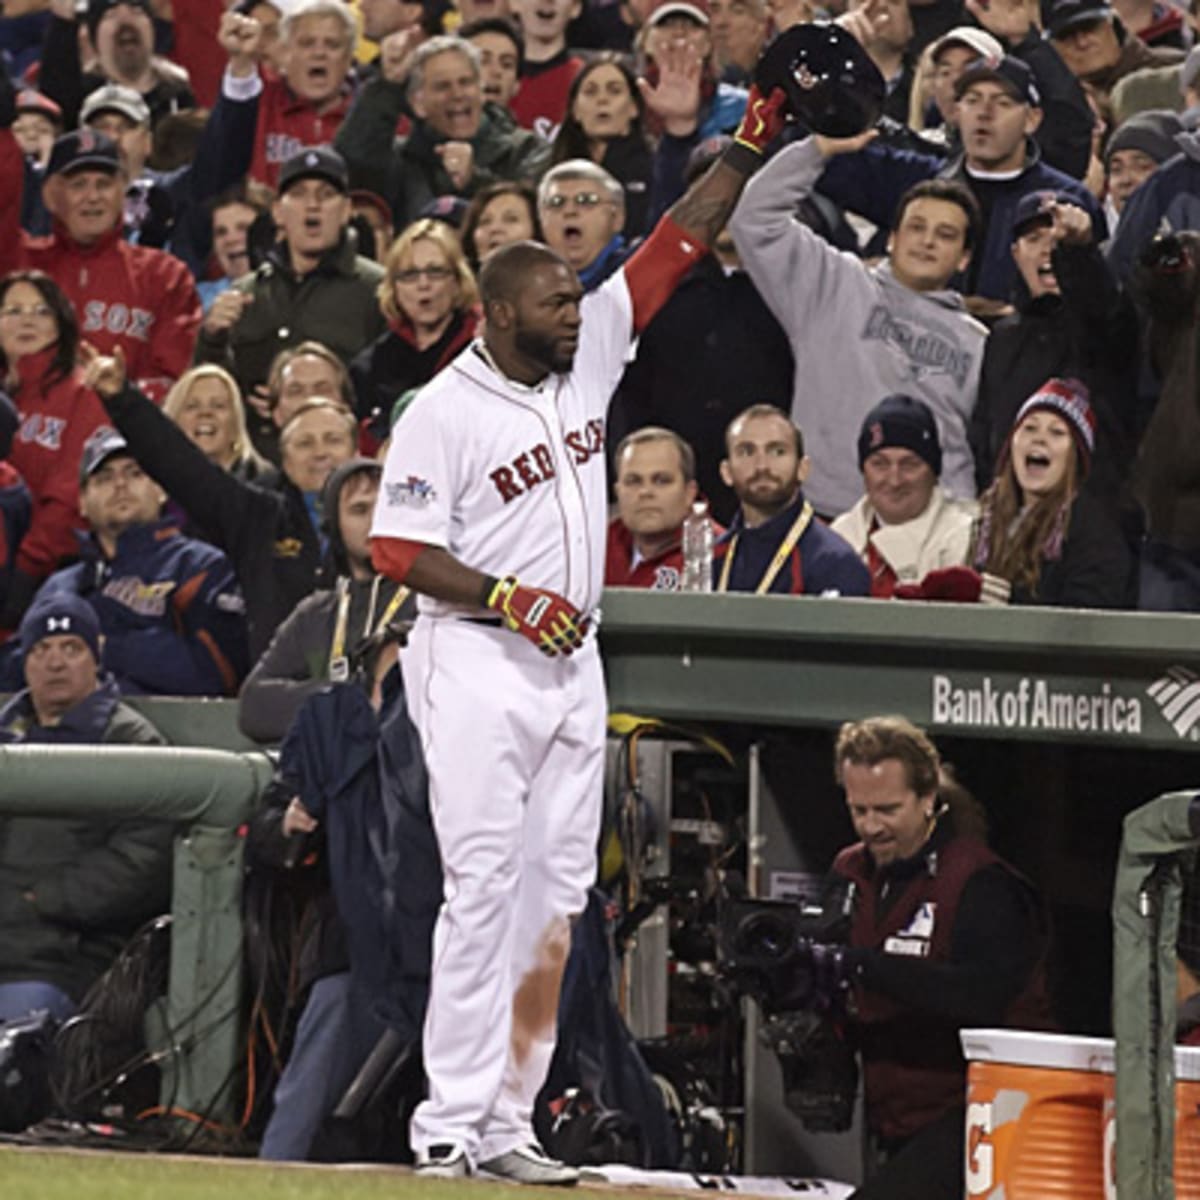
[279, 673, 441, 1038]
[817, 138, 1106, 302]
[1107, 134, 1200, 285]
[714, 490, 870, 596]
[36, 518, 248, 697]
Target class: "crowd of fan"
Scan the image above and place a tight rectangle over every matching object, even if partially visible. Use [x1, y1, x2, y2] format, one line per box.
[0, 0, 1197, 719]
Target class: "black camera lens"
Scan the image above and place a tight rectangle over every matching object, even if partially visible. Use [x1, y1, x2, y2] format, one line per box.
[732, 912, 793, 960]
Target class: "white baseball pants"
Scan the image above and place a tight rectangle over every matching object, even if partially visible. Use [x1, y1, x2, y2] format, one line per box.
[401, 618, 606, 1163]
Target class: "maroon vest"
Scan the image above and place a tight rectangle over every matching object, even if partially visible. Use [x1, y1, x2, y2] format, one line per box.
[833, 835, 1053, 1142]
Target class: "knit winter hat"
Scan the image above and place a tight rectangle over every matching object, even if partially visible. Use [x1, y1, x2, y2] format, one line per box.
[19, 593, 102, 665]
[857, 394, 943, 476]
[1105, 109, 1184, 168]
[1010, 378, 1096, 475]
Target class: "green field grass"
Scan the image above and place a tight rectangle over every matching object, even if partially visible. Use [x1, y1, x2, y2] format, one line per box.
[0, 1148, 664, 1200]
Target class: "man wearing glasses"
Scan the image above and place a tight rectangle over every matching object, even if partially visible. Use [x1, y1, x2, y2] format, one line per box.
[194, 144, 386, 407]
[538, 161, 631, 290]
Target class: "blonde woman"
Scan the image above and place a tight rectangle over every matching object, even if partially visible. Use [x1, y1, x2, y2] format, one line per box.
[350, 218, 480, 445]
[163, 365, 272, 483]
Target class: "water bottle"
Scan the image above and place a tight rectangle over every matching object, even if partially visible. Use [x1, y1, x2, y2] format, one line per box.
[681, 500, 714, 593]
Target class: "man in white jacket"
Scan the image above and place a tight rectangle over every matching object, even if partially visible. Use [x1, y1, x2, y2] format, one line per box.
[831, 394, 977, 597]
[730, 132, 988, 518]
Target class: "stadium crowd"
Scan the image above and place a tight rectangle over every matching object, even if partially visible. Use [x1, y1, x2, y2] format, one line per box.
[1, 0, 1199, 1186]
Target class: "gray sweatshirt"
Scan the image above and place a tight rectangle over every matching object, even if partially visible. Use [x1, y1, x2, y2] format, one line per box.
[730, 137, 987, 517]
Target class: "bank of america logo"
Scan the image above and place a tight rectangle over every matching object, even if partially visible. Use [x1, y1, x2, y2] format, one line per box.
[1147, 667, 1200, 740]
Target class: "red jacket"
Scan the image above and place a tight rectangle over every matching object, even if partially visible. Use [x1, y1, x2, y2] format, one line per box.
[249, 74, 353, 190]
[605, 515, 725, 589]
[0, 128, 202, 400]
[169, 0, 226, 107]
[7, 348, 114, 581]
[510, 55, 583, 138]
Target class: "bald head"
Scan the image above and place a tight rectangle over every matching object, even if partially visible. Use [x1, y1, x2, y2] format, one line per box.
[479, 239, 570, 306]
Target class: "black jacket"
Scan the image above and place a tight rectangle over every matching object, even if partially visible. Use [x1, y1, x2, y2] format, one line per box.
[1013, 489, 1136, 609]
[99, 382, 324, 660]
[598, 132, 654, 239]
[350, 309, 477, 442]
[972, 242, 1141, 502]
[0, 676, 172, 1001]
[610, 257, 794, 524]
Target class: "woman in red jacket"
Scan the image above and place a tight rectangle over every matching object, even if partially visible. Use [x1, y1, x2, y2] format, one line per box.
[0, 270, 112, 628]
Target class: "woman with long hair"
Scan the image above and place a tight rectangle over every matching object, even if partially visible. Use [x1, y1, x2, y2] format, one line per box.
[460, 182, 541, 273]
[972, 379, 1134, 608]
[350, 219, 480, 445]
[0, 269, 113, 627]
[551, 54, 653, 238]
[163, 365, 272, 483]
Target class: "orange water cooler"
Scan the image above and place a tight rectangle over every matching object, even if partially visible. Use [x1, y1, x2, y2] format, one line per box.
[961, 1029, 1114, 1199]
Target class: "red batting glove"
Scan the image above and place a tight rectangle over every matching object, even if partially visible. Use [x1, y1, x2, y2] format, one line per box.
[733, 84, 787, 156]
[485, 575, 589, 656]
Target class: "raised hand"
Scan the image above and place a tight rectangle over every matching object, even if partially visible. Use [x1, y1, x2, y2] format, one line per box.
[435, 140, 475, 191]
[219, 10, 262, 77]
[79, 342, 127, 400]
[637, 43, 703, 136]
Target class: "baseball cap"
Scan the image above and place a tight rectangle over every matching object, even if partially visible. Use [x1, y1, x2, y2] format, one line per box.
[19, 593, 102, 665]
[46, 129, 122, 178]
[79, 430, 133, 485]
[278, 145, 350, 195]
[930, 26, 1004, 65]
[419, 194, 469, 228]
[1010, 188, 1075, 238]
[81, 83, 151, 128]
[857, 395, 942, 477]
[954, 54, 1041, 106]
[16, 90, 63, 126]
[1044, 0, 1113, 38]
[647, 0, 710, 26]
[86, 0, 152, 38]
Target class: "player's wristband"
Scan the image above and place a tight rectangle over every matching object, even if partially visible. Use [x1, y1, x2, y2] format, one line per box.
[480, 574, 501, 609]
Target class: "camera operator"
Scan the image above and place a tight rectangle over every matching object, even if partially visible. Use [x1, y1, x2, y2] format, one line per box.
[812, 716, 1053, 1199]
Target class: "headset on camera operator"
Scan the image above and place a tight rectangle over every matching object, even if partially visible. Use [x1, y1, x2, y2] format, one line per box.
[799, 716, 1053, 1200]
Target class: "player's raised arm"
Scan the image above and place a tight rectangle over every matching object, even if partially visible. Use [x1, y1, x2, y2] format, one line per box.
[623, 83, 786, 334]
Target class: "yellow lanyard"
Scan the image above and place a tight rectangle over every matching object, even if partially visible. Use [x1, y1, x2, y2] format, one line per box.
[716, 501, 814, 595]
[329, 577, 410, 682]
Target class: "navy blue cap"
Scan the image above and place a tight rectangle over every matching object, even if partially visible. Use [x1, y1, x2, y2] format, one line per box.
[278, 145, 349, 195]
[79, 430, 132, 485]
[46, 128, 121, 178]
[1010, 188, 1075, 238]
[19, 593, 102, 663]
[955, 54, 1041, 107]
[1045, 0, 1113, 37]
[858, 394, 942, 476]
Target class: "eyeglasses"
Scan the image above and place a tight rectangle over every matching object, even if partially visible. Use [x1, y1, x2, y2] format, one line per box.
[0, 304, 54, 320]
[542, 191, 611, 210]
[394, 266, 454, 284]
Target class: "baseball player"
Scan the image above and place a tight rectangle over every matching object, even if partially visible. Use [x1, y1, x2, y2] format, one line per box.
[369, 81, 788, 1185]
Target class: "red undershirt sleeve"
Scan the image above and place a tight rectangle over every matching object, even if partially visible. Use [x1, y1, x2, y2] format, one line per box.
[370, 536, 429, 584]
[623, 215, 709, 335]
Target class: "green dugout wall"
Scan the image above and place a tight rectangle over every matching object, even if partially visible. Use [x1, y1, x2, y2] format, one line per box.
[2, 591, 1199, 1139]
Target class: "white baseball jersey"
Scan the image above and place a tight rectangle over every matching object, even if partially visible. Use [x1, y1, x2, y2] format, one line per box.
[371, 269, 635, 618]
